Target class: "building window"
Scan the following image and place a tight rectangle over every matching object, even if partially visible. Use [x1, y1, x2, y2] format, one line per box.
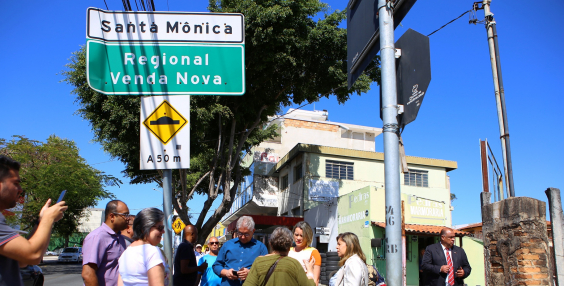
[326, 160, 354, 180]
[294, 164, 304, 183]
[404, 169, 428, 187]
[281, 175, 289, 190]
[294, 164, 303, 182]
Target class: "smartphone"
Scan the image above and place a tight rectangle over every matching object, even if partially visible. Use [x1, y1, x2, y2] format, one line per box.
[57, 190, 67, 203]
[232, 270, 238, 277]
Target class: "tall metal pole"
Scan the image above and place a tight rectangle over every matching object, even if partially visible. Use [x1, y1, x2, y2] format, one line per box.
[482, 0, 515, 197]
[378, 0, 403, 285]
[163, 169, 174, 285]
[545, 188, 564, 286]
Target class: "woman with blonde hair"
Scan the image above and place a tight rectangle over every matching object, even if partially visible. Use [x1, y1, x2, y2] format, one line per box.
[288, 221, 322, 285]
[329, 232, 368, 286]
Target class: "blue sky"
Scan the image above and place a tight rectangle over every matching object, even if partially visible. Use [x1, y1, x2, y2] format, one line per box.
[1, 0, 562, 226]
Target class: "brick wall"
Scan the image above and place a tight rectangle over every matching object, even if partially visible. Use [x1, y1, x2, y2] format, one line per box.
[482, 197, 554, 285]
[284, 119, 339, 132]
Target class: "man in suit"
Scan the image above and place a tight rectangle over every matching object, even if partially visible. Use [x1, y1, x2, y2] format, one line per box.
[420, 227, 471, 286]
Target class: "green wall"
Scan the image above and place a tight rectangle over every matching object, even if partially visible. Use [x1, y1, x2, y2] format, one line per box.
[454, 237, 485, 286]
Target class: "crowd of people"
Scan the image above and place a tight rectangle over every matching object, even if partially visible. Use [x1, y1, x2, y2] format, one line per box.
[0, 155, 470, 286]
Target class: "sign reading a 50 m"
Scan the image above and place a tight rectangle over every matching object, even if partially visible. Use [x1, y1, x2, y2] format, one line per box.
[86, 8, 245, 96]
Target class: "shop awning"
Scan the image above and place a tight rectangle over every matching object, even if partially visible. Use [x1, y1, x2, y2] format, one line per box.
[372, 222, 470, 237]
[227, 215, 304, 232]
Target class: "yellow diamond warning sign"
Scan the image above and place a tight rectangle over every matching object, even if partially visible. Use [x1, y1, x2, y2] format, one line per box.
[172, 217, 186, 235]
[140, 96, 190, 170]
[143, 100, 188, 144]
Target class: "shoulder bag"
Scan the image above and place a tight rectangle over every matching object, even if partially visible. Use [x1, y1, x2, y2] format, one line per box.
[261, 256, 284, 286]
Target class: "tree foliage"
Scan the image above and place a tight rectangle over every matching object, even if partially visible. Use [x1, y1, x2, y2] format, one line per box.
[0, 136, 118, 242]
[62, 0, 380, 243]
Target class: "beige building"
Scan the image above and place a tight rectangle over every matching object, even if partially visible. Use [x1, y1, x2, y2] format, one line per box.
[77, 208, 104, 233]
[221, 109, 456, 235]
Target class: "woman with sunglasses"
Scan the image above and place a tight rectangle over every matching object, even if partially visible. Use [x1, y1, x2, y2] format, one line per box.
[288, 221, 322, 285]
[329, 232, 368, 286]
[118, 208, 170, 286]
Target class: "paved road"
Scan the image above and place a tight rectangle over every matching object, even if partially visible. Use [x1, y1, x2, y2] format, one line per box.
[41, 257, 83, 286]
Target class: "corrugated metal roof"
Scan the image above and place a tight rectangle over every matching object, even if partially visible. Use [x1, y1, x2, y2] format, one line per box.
[372, 222, 470, 237]
[270, 143, 457, 174]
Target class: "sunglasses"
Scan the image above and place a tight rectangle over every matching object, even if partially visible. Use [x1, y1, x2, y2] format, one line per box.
[153, 225, 165, 232]
[209, 242, 219, 245]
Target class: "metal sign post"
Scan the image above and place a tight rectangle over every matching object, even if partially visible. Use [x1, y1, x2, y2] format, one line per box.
[378, 0, 403, 285]
[162, 169, 173, 285]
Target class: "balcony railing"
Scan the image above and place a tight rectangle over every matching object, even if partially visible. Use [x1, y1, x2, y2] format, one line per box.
[223, 184, 253, 219]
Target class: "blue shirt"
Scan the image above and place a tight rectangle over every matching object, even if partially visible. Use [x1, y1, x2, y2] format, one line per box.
[198, 255, 222, 286]
[212, 238, 268, 286]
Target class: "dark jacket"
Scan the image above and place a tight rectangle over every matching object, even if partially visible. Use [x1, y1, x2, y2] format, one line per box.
[420, 243, 471, 286]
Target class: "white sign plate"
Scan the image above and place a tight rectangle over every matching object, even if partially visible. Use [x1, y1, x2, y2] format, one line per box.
[140, 95, 190, 170]
[87, 8, 244, 43]
[315, 227, 330, 235]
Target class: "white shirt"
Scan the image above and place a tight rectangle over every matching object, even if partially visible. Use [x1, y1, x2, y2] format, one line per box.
[118, 244, 170, 286]
[441, 244, 452, 286]
[329, 254, 368, 286]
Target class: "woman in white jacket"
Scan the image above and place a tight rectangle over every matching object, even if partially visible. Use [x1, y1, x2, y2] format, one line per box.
[329, 232, 369, 286]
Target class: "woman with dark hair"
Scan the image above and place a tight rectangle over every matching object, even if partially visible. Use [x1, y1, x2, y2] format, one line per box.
[118, 208, 170, 286]
[329, 232, 369, 286]
[288, 221, 322, 285]
[244, 227, 317, 286]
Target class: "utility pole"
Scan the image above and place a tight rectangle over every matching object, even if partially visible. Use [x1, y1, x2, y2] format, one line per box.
[378, 0, 403, 285]
[162, 170, 174, 286]
[475, 0, 515, 197]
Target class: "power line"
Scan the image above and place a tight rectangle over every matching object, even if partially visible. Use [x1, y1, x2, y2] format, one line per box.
[427, 10, 472, 37]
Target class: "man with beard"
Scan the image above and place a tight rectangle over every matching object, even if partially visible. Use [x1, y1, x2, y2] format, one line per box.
[82, 200, 131, 286]
[0, 156, 67, 286]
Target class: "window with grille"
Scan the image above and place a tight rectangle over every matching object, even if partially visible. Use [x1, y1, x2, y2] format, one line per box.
[325, 160, 354, 180]
[281, 175, 289, 190]
[294, 164, 303, 182]
[404, 169, 429, 187]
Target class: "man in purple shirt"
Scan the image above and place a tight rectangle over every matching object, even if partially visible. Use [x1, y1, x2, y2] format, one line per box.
[81, 200, 130, 286]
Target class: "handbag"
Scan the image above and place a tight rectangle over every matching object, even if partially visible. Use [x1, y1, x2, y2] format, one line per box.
[261, 256, 284, 286]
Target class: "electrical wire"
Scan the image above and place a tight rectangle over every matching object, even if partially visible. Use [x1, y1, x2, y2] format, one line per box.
[427, 10, 472, 37]
[103, 0, 109, 9]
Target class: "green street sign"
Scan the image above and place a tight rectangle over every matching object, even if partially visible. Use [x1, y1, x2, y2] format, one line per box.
[87, 40, 245, 95]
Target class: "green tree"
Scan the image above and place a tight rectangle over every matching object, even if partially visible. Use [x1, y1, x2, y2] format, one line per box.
[0, 136, 118, 245]
[62, 0, 380, 243]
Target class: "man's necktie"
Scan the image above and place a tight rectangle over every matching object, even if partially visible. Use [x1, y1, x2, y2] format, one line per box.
[446, 249, 455, 286]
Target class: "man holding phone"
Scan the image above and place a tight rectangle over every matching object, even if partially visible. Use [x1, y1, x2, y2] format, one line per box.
[212, 216, 268, 286]
[0, 156, 68, 286]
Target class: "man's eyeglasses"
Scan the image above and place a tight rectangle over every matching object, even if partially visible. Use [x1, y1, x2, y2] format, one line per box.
[153, 225, 165, 232]
[113, 212, 130, 219]
[237, 232, 252, 237]
[209, 242, 219, 245]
